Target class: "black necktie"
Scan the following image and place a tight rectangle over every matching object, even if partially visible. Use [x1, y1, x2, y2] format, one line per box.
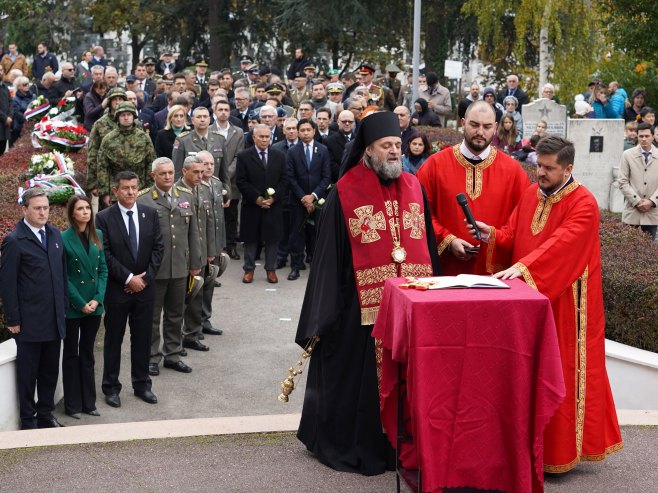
[643, 151, 651, 164]
[126, 210, 138, 259]
[260, 151, 267, 167]
[39, 229, 46, 249]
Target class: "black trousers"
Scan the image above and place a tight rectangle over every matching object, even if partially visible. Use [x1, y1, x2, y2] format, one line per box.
[102, 293, 154, 395]
[15, 338, 61, 429]
[276, 205, 291, 264]
[225, 199, 240, 248]
[63, 316, 101, 413]
[289, 205, 316, 269]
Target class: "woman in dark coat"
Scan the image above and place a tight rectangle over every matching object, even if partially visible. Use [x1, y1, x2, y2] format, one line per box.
[61, 195, 108, 419]
[10, 75, 35, 145]
[83, 80, 107, 131]
[155, 104, 190, 158]
[411, 97, 441, 127]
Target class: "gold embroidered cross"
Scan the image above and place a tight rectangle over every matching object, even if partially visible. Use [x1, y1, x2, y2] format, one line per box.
[402, 202, 425, 239]
[349, 205, 386, 243]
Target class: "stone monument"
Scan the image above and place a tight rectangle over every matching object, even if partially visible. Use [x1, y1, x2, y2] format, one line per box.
[522, 99, 567, 138]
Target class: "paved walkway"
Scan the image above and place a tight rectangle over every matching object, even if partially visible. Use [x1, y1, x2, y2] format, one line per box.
[1, 247, 657, 491]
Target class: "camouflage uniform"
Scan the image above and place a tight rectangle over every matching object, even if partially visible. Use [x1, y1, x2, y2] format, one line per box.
[96, 103, 157, 196]
[86, 88, 127, 192]
[137, 182, 201, 365]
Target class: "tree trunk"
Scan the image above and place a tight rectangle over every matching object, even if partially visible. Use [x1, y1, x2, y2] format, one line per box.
[538, 1, 553, 97]
[131, 33, 146, 72]
[209, 0, 231, 69]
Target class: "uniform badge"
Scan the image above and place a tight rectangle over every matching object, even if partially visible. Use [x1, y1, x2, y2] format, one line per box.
[173, 139, 180, 150]
[179, 201, 190, 209]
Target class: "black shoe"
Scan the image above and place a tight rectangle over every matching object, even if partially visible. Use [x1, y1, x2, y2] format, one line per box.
[65, 411, 81, 419]
[305, 256, 313, 264]
[198, 333, 205, 340]
[84, 409, 100, 416]
[299, 264, 306, 270]
[202, 326, 223, 335]
[214, 280, 222, 287]
[180, 349, 188, 357]
[226, 247, 240, 260]
[134, 389, 158, 404]
[164, 360, 193, 373]
[182, 339, 210, 351]
[105, 393, 121, 408]
[276, 259, 287, 269]
[37, 417, 65, 428]
[148, 362, 160, 376]
[287, 269, 300, 281]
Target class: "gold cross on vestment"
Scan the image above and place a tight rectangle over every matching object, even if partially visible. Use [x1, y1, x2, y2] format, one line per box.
[402, 202, 425, 240]
[349, 205, 387, 243]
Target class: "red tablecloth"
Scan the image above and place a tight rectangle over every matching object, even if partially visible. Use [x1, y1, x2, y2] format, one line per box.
[373, 278, 565, 493]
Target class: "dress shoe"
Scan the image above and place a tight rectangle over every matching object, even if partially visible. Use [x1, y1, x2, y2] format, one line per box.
[202, 326, 223, 335]
[226, 247, 240, 260]
[134, 389, 158, 404]
[182, 339, 210, 351]
[105, 394, 121, 408]
[148, 362, 160, 376]
[276, 259, 287, 269]
[179, 349, 188, 357]
[267, 271, 278, 283]
[65, 411, 81, 419]
[242, 271, 254, 283]
[287, 269, 300, 281]
[164, 360, 193, 373]
[84, 409, 101, 416]
[37, 417, 65, 428]
[299, 264, 306, 270]
[305, 256, 313, 264]
[198, 333, 205, 340]
[214, 280, 222, 287]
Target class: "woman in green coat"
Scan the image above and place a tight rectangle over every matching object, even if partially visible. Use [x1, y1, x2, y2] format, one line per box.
[61, 195, 108, 419]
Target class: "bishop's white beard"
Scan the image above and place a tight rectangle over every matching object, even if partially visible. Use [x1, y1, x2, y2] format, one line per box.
[365, 153, 402, 180]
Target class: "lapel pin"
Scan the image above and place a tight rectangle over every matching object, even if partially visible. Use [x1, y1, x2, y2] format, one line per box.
[56, 243, 59, 248]
[142, 212, 145, 218]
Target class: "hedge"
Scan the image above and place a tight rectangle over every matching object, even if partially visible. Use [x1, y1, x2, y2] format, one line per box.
[0, 128, 656, 353]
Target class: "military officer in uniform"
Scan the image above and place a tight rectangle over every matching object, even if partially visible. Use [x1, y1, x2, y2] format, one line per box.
[180, 155, 216, 352]
[171, 106, 230, 203]
[197, 150, 226, 336]
[137, 157, 201, 375]
[289, 72, 311, 109]
[358, 62, 396, 111]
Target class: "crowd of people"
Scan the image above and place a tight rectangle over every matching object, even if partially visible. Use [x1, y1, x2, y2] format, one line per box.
[3, 41, 656, 488]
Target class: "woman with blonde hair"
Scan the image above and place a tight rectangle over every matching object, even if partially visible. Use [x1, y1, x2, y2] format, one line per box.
[155, 104, 190, 158]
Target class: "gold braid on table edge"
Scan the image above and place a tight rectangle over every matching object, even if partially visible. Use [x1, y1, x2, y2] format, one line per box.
[278, 336, 319, 402]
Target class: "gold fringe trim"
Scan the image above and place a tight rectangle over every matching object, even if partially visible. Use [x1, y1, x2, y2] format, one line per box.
[512, 262, 537, 290]
[438, 234, 457, 255]
[452, 145, 498, 200]
[573, 267, 589, 456]
[544, 442, 624, 474]
[486, 226, 496, 274]
[531, 181, 580, 235]
[361, 306, 379, 326]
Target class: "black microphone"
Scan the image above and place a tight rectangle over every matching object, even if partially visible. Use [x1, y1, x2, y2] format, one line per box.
[456, 193, 481, 242]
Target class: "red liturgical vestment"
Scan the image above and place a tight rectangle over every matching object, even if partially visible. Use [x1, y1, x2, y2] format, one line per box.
[417, 145, 530, 275]
[485, 181, 623, 472]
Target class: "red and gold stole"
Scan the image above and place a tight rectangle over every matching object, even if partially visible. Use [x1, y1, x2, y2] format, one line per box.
[338, 162, 433, 325]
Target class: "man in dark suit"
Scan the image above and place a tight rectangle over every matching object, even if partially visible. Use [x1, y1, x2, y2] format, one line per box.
[231, 87, 251, 132]
[272, 118, 299, 269]
[236, 124, 288, 284]
[96, 171, 164, 408]
[0, 188, 68, 429]
[496, 74, 528, 112]
[286, 119, 332, 280]
[325, 110, 355, 183]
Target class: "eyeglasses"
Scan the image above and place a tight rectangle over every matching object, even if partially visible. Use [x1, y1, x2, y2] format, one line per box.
[339, 120, 354, 124]
[260, 114, 274, 119]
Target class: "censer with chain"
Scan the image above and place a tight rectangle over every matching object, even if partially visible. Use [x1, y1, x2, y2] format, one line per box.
[278, 336, 319, 402]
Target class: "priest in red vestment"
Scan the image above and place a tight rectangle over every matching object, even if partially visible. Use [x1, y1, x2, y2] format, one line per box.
[417, 101, 530, 275]
[469, 136, 623, 473]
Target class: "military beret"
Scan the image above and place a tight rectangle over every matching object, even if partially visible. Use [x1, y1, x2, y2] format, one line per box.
[247, 110, 259, 121]
[259, 66, 272, 76]
[125, 74, 138, 83]
[276, 106, 290, 117]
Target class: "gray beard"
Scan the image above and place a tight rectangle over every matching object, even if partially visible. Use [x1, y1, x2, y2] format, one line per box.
[367, 153, 402, 180]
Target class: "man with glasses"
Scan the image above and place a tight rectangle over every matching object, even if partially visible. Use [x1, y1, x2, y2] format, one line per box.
[231, 88, 252, 132]
[326, 110, 355, 182]
[244, 105, 283, 148]
[496, 74, 528, 111]
[52, 62, 83, 108]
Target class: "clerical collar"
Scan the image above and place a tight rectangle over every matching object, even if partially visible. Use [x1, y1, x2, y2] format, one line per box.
[540, 174, 573, 198]
[460, 141, 491, 162]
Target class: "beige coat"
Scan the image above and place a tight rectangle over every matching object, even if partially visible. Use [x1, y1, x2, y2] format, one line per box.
[618, 145, 658, 225]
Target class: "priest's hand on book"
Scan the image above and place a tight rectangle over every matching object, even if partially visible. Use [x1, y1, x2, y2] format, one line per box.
[493, 266, 522, 280]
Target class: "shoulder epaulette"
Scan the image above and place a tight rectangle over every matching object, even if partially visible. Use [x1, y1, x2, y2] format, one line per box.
[175, 184, 193, 194]
[199, 181, 211, 188]
[178, 130, 191, 139]
[137, 187, 151, 197]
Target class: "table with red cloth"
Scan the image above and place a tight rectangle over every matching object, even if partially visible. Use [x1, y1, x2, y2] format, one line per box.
[373, 278, 566, 493]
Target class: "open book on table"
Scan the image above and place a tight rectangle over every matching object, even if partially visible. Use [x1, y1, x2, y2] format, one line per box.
[416, 274, 510, 289]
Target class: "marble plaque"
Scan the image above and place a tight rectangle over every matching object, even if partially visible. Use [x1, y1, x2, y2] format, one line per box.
[567, 119, 625, 210]
[522, 99, 567, 137]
